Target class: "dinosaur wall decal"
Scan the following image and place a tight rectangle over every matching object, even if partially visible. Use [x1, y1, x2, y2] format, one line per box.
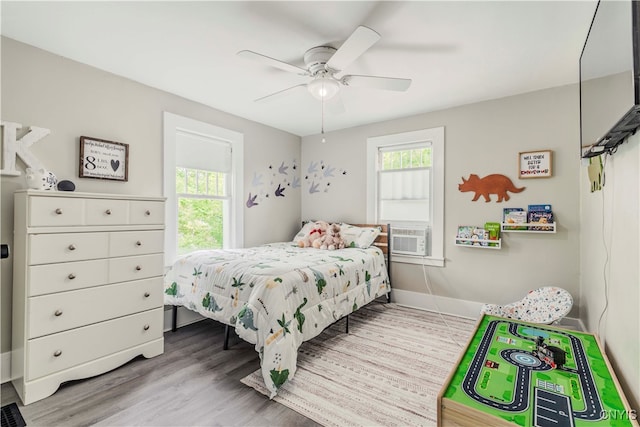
[458, 174, 525, 202]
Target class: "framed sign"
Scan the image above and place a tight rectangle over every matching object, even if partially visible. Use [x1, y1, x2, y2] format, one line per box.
[79, 136, 129, 181]
[519, 150, 552, 179]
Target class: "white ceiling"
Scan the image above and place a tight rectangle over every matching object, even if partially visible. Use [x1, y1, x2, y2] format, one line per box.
[1, 1, 597, 137]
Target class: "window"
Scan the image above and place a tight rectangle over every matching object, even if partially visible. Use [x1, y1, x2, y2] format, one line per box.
[175, 167, 226, 254]
[163, 112, 244, 265]
[367, 127, 444, 266]
[379, 145, 432, 223]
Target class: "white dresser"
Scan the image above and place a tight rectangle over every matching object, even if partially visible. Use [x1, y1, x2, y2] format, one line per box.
[11, 190, 165, 405]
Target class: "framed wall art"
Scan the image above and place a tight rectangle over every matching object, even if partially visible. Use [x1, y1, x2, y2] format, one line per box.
[79, 136, 129, 181]
[519, 150, 552, 179]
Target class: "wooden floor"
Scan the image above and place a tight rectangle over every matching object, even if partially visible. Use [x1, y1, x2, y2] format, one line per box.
[1, 319, 321, 426]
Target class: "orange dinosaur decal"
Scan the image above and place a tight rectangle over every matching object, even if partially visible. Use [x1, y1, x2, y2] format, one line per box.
[458, 174, 525, 202]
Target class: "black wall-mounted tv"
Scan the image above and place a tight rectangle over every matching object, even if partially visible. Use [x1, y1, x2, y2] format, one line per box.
[580, 0, 640, 158]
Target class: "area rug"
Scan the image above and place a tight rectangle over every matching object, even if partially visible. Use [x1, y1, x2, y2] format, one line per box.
[241, 302, 476, 426]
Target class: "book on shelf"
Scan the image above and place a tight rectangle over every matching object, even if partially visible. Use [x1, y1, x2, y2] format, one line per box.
[527, 204, 554, 231]
[456, 225, 488, 246]
[503, 208, 527, 230]
[528, 204, 552, 212]
[484, 222, 501, 247]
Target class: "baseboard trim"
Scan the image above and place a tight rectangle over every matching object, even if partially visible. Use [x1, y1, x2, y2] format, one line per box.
[1, 351, 11, 384]
[391, 289, 482, 319]
[390, 289, 583, 331]
[556, 316, 586, 331]
[163, 305, 204, 332]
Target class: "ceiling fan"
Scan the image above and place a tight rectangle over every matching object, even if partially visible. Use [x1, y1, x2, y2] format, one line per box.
[237, 26, 412, 110]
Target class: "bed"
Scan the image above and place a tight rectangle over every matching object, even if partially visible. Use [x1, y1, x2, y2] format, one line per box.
[163, 223, 391, 397]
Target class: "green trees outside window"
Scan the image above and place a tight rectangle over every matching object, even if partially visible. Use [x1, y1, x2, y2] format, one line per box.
[381, 147, 432, 171]
[176, 167, 227, 254]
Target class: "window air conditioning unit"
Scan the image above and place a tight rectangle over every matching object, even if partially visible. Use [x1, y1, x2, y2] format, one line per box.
[390, 227, 428, 256]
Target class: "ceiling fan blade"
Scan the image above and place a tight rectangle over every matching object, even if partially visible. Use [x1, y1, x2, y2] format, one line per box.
[342, 75, 412, 92]
[254, 84, 307, 103]
[237, 50, 309, 75]
[326, 26, 380, 72]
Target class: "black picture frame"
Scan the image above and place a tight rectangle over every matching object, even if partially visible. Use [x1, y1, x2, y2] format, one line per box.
[79, 136, 129, 181]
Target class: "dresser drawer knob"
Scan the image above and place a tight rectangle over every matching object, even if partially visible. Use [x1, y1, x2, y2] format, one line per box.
[136, 241, 142, 247]
[68, 273, 76, 280]
[54, 310, 63, 317]
[68, 244, 76, 251]
[144, 292, 150, 298]
[53, 350, 62, 357]
[105, 209, 112, 215]
[135, 265, 142, 271]
[145, 210, 151, 216]
[143, 324, 150, 331]
[55, 208, 63, 215]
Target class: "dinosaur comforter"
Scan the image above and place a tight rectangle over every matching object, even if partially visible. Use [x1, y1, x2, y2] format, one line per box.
[163, 242, 390, 397]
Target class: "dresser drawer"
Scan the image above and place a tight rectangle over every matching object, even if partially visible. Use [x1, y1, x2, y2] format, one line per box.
[29, 233, 109, 265]
[109, 254, 164, 283]
[110, 230, 164, 257]
[26, 308, 163, 381]
[29, 259, 109, 296]
[28, 278, 163, 339]
[129, 200, 164, 225]
[85, 199, 128, 225]
[28, 197, 84, 227]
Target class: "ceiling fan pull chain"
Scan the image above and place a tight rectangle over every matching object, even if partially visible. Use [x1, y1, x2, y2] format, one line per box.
[321, 84, 326, 144]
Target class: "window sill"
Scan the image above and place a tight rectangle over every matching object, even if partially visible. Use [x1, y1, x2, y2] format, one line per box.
[390, 254, 445, 267]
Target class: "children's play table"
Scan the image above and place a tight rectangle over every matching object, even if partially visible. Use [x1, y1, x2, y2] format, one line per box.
[438, 315, 638, 427]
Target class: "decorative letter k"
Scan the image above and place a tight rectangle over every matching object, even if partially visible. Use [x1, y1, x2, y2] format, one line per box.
[1, 121, 50, 176]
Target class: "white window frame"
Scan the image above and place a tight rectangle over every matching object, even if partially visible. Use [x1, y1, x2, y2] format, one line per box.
[366, 127, 445, 267]
[163, 112, 244, 265]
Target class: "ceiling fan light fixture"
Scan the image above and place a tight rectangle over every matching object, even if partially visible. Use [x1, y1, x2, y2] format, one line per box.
[307, 77, 340, 100]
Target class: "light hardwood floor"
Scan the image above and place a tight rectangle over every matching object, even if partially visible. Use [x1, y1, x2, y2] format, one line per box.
[1, 319, 321, 426]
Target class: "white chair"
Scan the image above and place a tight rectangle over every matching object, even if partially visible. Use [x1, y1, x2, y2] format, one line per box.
[480, 286, 573, 324]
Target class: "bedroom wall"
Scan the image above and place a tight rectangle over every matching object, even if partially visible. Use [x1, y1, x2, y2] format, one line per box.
[0, 38, 301, 359]
[301, 84, 580, 314]
[579, 137, 640, 410]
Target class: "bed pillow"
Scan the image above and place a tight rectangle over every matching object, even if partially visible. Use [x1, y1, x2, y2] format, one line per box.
[340, 223, 381, 248]
[292, 221, 316, 243]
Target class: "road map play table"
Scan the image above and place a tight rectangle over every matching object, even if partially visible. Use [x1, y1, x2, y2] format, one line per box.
[438, 315, 638, 427]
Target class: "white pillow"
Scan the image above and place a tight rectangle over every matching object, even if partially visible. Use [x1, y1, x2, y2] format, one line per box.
[292, 221, 316, 243]
[340, 223, 381, 248]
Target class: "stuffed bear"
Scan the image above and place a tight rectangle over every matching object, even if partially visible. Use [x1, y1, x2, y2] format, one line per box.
[298, 220, 328, 248]
[319, 223, 346, 250]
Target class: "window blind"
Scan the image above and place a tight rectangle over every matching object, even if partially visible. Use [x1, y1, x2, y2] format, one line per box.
[379, 169, 430, 222]
[175, 130, 232, 173]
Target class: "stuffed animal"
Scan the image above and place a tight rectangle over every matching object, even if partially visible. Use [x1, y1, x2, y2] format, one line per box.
[319, 223, 346, 250]
[298, 221, 328, 248]
[25, 167, 57, 190]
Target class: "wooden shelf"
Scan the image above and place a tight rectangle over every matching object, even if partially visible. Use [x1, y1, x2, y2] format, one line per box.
[501, 222, 556, 233]
[454, 238, 501, 249]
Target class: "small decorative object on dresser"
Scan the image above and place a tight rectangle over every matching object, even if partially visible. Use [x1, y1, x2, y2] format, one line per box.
[25, 167, 57, 190]
[56, 180, 76, 191]
[11, 190, 165, 405]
